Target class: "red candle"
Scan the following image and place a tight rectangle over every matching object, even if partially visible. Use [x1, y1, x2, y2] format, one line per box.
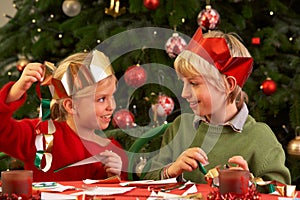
[1, 170, 33, 199]
[219, 169, 250, 195]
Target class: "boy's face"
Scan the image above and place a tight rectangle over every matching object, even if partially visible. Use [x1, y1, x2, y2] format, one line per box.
[72, 78, 116, 131]
[180, 75, 227, 120]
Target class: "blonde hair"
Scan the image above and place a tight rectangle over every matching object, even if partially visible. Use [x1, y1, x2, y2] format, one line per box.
[50, 51, 116, 121]
[174, 30, 250, 109]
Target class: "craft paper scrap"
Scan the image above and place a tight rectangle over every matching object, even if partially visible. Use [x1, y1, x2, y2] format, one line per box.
[33, 182, 57, 188]
[120, 177, 177, 186]
[33, 182, 75, 192]
[41, 192, 77, 200]
[147, 191, 181, 200]
[181, 184, 197, 196]
[83, 175, 121, 184]
[55, 154, 106, 172]
[71, 186, 135, 196]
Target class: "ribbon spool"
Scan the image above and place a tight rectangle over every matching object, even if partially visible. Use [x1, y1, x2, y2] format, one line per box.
[287, 126, 300, 159]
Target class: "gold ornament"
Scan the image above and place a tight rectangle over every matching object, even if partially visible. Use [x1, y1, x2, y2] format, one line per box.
[287, 126, 300, 159]
[105, 0, 126, 18]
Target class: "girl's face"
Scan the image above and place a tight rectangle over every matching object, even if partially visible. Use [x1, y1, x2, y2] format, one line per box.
[180, 75, 227, 121]
[73, 77, 116, 131]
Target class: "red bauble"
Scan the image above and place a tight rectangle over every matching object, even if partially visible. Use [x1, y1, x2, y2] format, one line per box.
[16, 57, 29, 72]
[124, 65, 147, 88]
[165, 33, 187, 58]
[152, 95, 175, 117]
[252, 37, 261, 45]
[197, 5, 220, 30]
[143, 0, 160, 10]
[260, 78, 277, 96]
[112, 109, 135, 129]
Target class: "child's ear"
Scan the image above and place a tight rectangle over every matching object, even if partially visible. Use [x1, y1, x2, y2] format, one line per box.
[63, 98, 76, 114]
[226, 76, 237, 92]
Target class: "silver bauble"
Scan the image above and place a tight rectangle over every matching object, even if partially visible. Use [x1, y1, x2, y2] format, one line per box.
[62, 0, 81, 17]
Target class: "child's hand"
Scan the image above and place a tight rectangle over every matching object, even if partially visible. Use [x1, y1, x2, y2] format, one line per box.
[16, 63, 44, 91]
[167, 147, 208, 178]
[100, 150, 122, 177]
[7, 63, 44, 103]
[228, 155, 249, 170]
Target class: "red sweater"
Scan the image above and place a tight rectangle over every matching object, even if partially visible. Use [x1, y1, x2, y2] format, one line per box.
[0, 82, 128, 181]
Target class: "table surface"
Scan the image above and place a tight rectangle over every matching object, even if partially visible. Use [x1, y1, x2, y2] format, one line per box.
[33, 181, 298, 200]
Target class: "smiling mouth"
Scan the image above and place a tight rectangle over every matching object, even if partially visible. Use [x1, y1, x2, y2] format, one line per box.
[101, 114, 112, 120]
[189, 101, 199, 107]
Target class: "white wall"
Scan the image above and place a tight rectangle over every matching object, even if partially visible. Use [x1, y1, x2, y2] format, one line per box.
[0, 0, 16, 27]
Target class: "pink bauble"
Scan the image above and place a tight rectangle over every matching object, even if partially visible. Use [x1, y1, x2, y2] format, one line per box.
[112, 109, 135, 129]
[165, 33, 187, 58]
[197, 5, 220, 30]
[124, 65, 147, 87]
[152, 95, 175, 117]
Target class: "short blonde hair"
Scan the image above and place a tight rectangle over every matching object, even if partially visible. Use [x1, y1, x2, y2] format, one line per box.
[174, 30, 250, 109]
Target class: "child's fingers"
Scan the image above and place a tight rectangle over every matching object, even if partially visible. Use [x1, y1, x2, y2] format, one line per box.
[23, 63, 44, 81]
[228, 155, 249, 170]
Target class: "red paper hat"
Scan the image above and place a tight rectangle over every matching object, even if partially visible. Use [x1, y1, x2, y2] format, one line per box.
[185, 28, 253, 87]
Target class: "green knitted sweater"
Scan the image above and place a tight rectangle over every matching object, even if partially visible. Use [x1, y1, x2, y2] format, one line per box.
[143, 113, 291, 185]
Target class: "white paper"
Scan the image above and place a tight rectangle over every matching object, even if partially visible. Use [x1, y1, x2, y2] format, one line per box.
[83, 179, 102, 184]
[147, 191, 181, 200]
[41, 192, 77, 200]
[55, 154, 106, 172]
[181, 184, 197, 196]
[120, 177, 177, 186]
[70, 186, 135, 196]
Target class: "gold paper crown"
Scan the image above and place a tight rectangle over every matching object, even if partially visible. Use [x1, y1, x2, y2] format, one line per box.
[42, 50, 114, 98]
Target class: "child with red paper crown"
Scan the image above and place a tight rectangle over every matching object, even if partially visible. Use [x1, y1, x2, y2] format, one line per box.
[143, 28, 291, 185]
[0, 50, 127, 181]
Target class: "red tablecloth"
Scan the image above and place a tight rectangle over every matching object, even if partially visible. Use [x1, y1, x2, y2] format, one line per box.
[43, 181, 296, 200]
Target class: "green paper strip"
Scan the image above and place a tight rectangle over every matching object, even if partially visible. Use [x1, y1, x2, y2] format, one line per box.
[41, 99, 51, 121]
[34, 150, 44, 169]
[268, 183, 276, 193]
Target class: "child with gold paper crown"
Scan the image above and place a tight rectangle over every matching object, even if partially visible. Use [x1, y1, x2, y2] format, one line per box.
[143, 28, 291, 185]
[0, 50, 127, 181]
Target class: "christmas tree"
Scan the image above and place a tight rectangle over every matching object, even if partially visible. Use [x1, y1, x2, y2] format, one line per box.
[0, 0, 299, 185]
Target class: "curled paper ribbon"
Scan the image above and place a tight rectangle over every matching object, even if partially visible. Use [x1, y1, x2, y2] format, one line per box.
[34, 61, 56, 172]
[34, 119, 56, 172]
